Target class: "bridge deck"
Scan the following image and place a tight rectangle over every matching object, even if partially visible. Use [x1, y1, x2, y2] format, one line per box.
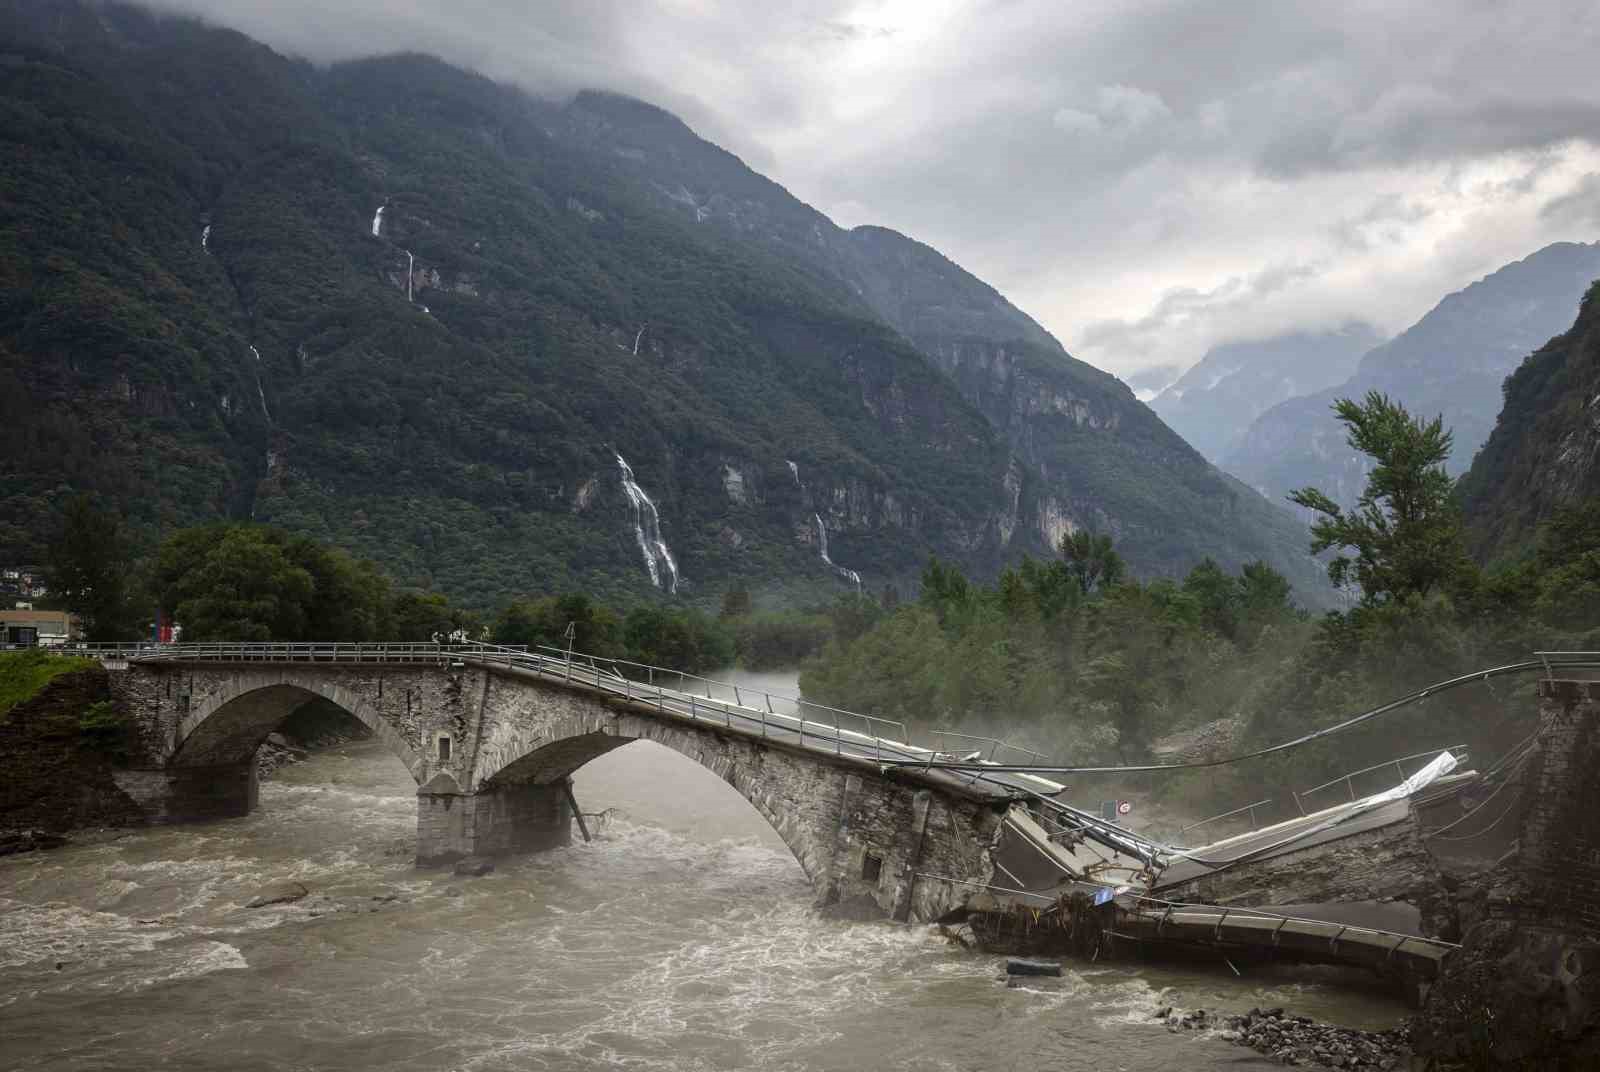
[1112, 900, 1454, 977]
[91, 641, 1065, 805]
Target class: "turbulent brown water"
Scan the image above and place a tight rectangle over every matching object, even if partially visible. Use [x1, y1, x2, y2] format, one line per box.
[1, 675, 1409, 1071]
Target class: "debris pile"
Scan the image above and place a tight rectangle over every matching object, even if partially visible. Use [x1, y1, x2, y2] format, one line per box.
[1153, 1006, 1410, 1069]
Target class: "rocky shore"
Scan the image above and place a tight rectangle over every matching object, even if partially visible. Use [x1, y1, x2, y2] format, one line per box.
[1154, 1006, 1409, 1069]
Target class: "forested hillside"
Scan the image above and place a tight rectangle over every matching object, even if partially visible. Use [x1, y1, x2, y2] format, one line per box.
[0, 0, 1326, 610]
[1460, 281, 1600, 559]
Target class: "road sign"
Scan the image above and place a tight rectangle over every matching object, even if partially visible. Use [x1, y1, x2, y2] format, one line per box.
[1117, 800, 1132, 816]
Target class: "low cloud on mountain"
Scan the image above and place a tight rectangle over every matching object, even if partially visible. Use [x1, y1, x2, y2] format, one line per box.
[149, 0, 1600, 379]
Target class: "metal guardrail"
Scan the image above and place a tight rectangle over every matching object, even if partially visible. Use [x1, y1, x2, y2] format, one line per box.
[64, 640, 1050, 780]
[1294, 745, 1469, 812]
[1178, 798, 1274, 839]
[1123, 893, 1461, 952]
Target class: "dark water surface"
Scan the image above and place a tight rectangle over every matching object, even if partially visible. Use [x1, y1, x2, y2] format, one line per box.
[1, 722, 1409, 1071]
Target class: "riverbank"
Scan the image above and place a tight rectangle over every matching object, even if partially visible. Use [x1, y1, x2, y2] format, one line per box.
[1156, 1005, 1410, 1069]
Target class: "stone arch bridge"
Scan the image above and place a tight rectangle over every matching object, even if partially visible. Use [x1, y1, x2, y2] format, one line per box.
[97, 643, 1054, 923]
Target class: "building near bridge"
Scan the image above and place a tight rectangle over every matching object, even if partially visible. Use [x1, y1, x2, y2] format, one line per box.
[1, 605, 78, 647]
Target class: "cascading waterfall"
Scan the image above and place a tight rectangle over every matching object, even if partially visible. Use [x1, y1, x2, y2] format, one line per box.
[250, 346, 270, 422]
[405, 251, 414, 303]
[632, 325, 646, 355]
[814, 513, 862, 589]
[200, 225, 210, 250]
[371, 205, 385, 238]
[614, 453, 680, 593]
[787, 460, 801, 486]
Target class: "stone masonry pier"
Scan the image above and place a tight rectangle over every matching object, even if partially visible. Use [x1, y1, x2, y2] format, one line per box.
[1414, 679, 1600, 1068]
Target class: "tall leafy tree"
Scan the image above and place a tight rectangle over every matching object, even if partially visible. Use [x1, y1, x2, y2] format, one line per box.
[1289, 392, 1470, 605]
[49, 495, 139, 641]
[1059, 531, 1125, 596]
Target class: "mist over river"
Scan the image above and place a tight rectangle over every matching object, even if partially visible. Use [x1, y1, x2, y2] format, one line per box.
[0, 671, 1408, 1071]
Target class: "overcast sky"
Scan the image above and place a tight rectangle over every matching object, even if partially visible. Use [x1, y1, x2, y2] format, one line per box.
[153, 0, 1600, 384]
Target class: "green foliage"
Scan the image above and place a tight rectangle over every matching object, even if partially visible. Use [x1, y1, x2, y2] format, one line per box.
[719, 585, 752, 620]
[154, 522, 469, 642]
[1290, 392, 1471, 604]
[622, 607, 734, 675]
[732, 612, 832, 670]
[48, 495, 142, 641]
[803, 540, 1300, 763]
[76, 698, 131, 755]
[0, 649, 97, 717]
[1059, 531, 1126, 596]
[1461, 280, 1600, 559]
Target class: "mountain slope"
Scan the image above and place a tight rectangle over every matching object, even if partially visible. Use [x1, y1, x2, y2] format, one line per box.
[1460, 281, 1600, 559]
[560, 95, 1328, 595]
[0, 0, 1328, 608]
[1226, 243, 1600, 511]
[1150, 324, 1382, 463]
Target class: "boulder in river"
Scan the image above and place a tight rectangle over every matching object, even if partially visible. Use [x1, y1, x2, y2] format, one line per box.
[453, 856, 495, 877]
[1005, 957, 1063, 977]
[245, 881, 309, 908]
[0, 829, 69, 856]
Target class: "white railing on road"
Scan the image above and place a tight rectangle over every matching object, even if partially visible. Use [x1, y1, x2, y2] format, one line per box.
[63, 640, 1053, 788]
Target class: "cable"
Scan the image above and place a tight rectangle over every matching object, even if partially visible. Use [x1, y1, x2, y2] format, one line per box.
[881, 656, 1599, 776]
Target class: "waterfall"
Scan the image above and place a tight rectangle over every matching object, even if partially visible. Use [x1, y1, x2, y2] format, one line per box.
[405, 251, 414, 303]
[614, 453, 680, 593]
[787, 460, 801, 486]
[632, 325, 645, 355]
[814, 513, 862, 589]
[201, 225, 210, 250]
[371, 205, 385, 238]
[250, 346, 270, 422]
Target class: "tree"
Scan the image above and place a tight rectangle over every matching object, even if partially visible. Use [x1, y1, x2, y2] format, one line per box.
[1289, 392, 1471, 605]
[1060, 530, 1125, 596]
[719, 585, 752, 620]
[49, 495, 139, 641]
[1182, 557, 1238, 639]
[156, 526, 315, 641]
[1531, 498, 1600, 630]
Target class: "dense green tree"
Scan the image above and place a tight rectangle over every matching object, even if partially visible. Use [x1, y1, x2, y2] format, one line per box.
[1289, 392, 1471, 604]
[719, 585, 752, 620]
[393, 591, 480, 642]
[48, 495, 140, 641]
[1059, 531, 1126, 595]
[621, 607, 733, 674]
[1530, 499, 1600, 631]
[157, 526, 315, 641]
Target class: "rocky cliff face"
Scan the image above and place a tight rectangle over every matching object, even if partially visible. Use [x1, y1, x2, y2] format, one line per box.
[1226, 243, 1600, 513]
[1460, 281, 1600, 559]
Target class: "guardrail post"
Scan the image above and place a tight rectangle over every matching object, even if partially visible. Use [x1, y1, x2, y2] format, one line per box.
[834, 710, 840, 755]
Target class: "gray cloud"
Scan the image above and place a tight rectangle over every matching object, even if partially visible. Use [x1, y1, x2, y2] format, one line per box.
[144, 0, 1600, 378]
[1541, 173, 1600, 229]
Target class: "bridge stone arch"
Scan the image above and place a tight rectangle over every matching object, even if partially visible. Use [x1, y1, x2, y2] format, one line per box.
[470, 705, 850, 886]
[172, 671, 424, 776]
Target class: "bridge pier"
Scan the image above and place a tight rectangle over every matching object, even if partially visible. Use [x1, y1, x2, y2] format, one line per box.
[416, 772, 573, 866]
[111, 760, 258, 824]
